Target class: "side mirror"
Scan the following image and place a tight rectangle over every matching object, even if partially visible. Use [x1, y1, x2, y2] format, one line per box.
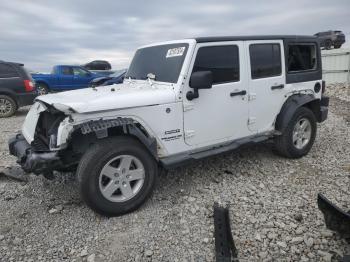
[187, 71, 213, 100]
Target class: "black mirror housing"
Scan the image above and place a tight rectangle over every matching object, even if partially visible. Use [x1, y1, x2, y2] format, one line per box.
[186, 71, 213, 101]
[189, 71, 213, 89]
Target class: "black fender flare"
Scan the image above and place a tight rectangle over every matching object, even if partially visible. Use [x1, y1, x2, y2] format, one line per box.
[275, 94, 319, 133]
[77, 117, 158, 160]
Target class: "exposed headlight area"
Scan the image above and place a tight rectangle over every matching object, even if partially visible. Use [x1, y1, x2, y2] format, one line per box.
[31, 102, 66, 152]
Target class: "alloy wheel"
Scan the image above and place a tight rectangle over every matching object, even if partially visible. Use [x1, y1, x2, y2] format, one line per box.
[292, 118, 312, 150]
[0, 98, 13, 116]
[99, 155, 145, 202]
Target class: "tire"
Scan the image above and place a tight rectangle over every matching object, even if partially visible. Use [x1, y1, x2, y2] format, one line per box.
[36, 83, 49, 95]
[325, 40, 332, 50]
[77, 136, 157, 217]
[0, 95, 17, 118]
[334, 44, 342, 49]
[274, 107, 317, 159]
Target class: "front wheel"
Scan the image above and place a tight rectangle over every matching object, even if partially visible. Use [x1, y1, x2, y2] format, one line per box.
[274, 107, 317, 158]
[77, 137, 157, 217]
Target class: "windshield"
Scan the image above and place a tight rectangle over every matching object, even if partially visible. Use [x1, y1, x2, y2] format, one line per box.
[111, 69, 127, 77]
[125, 43, 189, 83]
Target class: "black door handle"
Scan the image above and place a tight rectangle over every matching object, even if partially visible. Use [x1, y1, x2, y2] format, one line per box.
[230, 90, 247, 97]
[271, 84, 284, 90]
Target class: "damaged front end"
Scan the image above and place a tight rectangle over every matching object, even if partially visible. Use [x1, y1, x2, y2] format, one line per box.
[8, 134, 61, 174]
[8, 101, 73, 175]
[8, 100, 157, 177]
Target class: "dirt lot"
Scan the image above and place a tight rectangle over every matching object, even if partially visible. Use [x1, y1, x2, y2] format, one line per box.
[0, 85, 349, 262]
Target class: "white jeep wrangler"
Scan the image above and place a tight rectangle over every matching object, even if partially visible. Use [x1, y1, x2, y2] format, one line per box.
[9, 35, 329, 216]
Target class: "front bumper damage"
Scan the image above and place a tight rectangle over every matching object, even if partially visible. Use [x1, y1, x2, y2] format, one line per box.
[8, 134, 61, 174]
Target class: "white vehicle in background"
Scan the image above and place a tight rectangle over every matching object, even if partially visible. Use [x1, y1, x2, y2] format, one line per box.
[9, 35, 329, 216]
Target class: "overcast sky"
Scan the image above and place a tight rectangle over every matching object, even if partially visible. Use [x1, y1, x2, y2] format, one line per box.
[1, 0, 349, 72]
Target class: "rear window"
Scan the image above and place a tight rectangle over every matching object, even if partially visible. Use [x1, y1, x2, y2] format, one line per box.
[22, 67, 34, 81]
[61, 67, 73, 75]
[0, 64, 19, 78]
[249, 44, 281, 79]
[287, 44, 317, 72]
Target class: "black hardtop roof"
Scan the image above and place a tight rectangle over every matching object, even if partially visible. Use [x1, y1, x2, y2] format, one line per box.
[195, 35, 317, 43]
[0, 60, 24, 66]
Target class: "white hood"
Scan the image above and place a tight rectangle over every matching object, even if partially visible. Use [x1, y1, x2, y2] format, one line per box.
[37, 81, 176, 113]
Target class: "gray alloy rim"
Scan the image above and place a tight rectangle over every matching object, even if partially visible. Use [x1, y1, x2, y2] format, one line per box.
[37, 85, 47, 95]
[292, 118, 312, 150]
[99, 155, 145, 202]
[0, 98, 13, 116]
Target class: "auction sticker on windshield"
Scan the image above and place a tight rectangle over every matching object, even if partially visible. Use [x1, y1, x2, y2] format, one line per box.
[166, 47, 186, 58]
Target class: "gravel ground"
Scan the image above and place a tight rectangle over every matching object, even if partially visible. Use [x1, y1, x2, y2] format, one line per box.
[0, 85, 349, 262]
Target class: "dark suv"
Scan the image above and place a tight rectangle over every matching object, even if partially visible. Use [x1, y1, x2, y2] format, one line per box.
[82, 60, 112, 70]
[315, 30, 346, 49]
[0, 61, 37, 117]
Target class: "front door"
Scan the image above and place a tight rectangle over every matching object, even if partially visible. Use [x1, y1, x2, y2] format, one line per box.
[183, 42, 251, 147]
[246, 40, 286, 133]
[72, 67, 93, 89]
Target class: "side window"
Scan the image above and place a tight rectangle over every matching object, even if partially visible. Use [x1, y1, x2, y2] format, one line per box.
[61, 67, 73, 75]
[250, 44, 281, 79]
[73, 67, 89, 76]
[0, 64, 19, 78]
[288, 44, 317, 72]
[192, 45, 239, 84]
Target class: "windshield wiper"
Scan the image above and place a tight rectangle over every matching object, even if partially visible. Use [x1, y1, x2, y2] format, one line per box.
[125, 75, 136, 80]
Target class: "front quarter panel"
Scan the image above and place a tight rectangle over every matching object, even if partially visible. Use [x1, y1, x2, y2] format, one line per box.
[59, 102, 187, 157]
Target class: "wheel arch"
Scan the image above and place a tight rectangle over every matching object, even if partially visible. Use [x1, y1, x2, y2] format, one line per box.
[0, 90, 18, 107]
[68, 117, 159, 161]
[35, 80, 50, 89]
[275, 94, 321, 133]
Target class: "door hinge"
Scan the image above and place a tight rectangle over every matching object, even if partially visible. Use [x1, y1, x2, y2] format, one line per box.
[183, 103, 194, 112]
[248, 117, 256, 125]
[248, 93, 256, 101]
[185, 130, 195, 138]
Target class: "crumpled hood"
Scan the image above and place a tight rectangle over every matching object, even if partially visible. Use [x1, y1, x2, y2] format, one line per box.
[36, 82, 176, 113]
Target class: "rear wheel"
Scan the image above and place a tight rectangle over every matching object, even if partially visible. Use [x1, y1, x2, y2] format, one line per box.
[37, 83, 49, 95]
[77, 137, 157, 217]
[0, 95, 17, 118]
[334, 44, 342, 49]
[274, 107, 317, 158]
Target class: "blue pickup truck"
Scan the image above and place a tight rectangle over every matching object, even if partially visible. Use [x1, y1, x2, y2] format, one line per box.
[32, 65, 102, 95]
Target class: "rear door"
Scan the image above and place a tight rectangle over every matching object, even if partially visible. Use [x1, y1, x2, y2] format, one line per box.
[58, 66, 74, 90]
[246, 40, 286, 133]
